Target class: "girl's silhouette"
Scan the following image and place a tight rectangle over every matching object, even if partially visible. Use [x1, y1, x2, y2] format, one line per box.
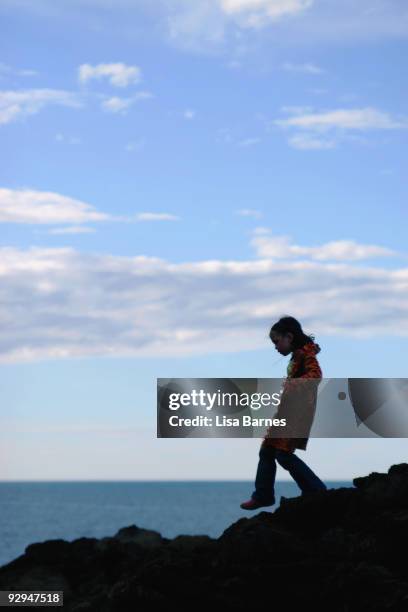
[240, 316, 327, 510]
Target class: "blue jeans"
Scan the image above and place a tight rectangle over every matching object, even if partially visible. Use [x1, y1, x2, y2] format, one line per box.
[251, 445, 327, 504]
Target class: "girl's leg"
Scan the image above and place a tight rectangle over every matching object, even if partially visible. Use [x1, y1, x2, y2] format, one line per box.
[251, 446, 277, 504]
[275, 450, 326, 494]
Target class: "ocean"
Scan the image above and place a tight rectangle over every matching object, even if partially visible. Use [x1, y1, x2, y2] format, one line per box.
[0, 480, 351, 568]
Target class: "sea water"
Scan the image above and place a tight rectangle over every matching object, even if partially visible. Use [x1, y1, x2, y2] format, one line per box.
[0, 480, 351, 567]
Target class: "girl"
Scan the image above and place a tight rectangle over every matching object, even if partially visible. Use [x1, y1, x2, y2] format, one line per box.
[240, 316, 327, 510]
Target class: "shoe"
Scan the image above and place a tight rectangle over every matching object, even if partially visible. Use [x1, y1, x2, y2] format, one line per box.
[240, 498, 274, 510]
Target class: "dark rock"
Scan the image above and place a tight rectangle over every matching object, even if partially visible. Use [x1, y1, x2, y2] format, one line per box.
[353, 462, 408, 509]
[2, 464, 408, 611]
[113, 525, 165, 548]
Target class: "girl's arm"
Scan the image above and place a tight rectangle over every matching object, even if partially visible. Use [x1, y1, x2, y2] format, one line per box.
[299, 352, 322, 379]
[282, 351, 322, 393]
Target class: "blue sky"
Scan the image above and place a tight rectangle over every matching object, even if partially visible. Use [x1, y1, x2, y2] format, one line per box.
[1, 0, 408, 480]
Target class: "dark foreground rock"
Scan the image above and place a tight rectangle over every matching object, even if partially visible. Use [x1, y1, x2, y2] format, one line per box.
[2, 464, 408, 611]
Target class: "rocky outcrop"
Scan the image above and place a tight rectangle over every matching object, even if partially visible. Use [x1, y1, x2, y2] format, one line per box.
[1, 464, 408, 611]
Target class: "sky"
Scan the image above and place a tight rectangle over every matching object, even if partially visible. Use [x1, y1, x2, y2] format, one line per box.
[1, 0, 408, 481]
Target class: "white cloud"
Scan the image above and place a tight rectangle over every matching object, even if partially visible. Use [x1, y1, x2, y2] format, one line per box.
[0, 89, 82, 125]
[0, 188, 178, 227]
[167, 2, 226, 49]
[252, 226, 270, 234]
[48, 226, 96, 235]
[162, 0, 408, 54]
[0, 241, 406, 364]
[101, 92, 153, 113]
[283, 0, 408, 44]
[134, 91, 153, 100]
[0, 188, 112, 224]
[184, 109, 196, 120]
[216, 128, 260, 148]
[275, 107, 408, 132]
[0, 62, 38, 78]
[288, 133, 336, 149]
[165, 0, 314, 50]
[236, 208, 262, 218]
[55, 133, 81, 145]
[238, 137, 260, 147]
[219, 0, 313, 27]
[18, 69, 38, 77]
[282, 61, 324, 74]
[309, 88, 328, 95]
[78, 62, 142, 87]
[251, 232, 397, 261]
[2, 1, 408, 57]
[274, 106, 408, 148]
[134, 212, 180, 221]
[281, 105, 314, 115]
[101, 96, 132, 113]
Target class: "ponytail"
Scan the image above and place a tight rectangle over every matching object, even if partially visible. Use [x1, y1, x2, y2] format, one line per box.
[269, 316, 319, 351]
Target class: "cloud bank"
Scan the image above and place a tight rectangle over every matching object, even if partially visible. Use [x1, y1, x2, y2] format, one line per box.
[0, 238, 406, 363]
[0, 188, 178, 226]
[78, 63, 142, 87]
[274, 107, 408, 149]
[0, 89, 81, 125]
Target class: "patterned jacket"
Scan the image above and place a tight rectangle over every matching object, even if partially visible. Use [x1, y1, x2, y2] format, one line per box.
[262, 341, 322, 452]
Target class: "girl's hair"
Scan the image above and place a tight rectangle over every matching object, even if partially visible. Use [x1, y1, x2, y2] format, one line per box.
[269, 316, 319, 350]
